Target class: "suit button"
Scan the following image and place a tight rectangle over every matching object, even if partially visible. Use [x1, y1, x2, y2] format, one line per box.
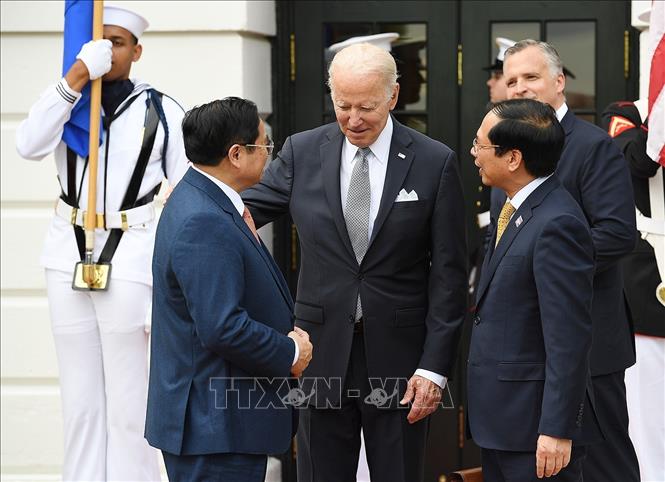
[474, 315, 481, 325]
[357, 272, 364, 280]
[348, 315, 355, 323]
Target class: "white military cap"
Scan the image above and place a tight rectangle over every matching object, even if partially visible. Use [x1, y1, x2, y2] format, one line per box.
[104, 4, 149, 38]
[495, 37, 517, 62]
[483, 37, 516, 71]
[328, 32, 399, 54]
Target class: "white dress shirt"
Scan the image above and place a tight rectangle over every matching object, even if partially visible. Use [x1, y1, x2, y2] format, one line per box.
[556, 103, 568, 122]
[191, 166, 299, 366]
[340, 116, 393, 240]
[339, 117, 446, 389]
[508, 175, 553, 215]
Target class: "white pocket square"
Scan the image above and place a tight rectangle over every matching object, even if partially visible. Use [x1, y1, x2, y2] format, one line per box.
[395, 189, 419, 202]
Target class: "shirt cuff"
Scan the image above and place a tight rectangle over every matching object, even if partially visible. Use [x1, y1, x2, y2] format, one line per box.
[414, 368, 447, 389]
[57, 77, 82, 105]
[292, 338, 300, 366]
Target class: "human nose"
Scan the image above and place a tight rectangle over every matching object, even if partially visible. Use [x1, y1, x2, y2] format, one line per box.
[512, 78, 527, 97]
[349, 108, 363, 126]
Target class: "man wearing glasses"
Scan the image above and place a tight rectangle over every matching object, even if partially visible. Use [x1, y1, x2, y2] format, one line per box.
[468, 98, 600, 482]
[146, 97, 312, 481]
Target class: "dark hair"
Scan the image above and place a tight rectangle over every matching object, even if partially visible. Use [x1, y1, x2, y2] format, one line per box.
[488, 99, 564, 177]
[181, 97, 259, 166]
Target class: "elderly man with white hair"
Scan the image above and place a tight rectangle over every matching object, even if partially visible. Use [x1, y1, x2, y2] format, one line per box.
[243, 42, 467, 482]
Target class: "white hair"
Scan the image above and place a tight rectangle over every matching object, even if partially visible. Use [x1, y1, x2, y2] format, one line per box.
[327, 42, 399, 100]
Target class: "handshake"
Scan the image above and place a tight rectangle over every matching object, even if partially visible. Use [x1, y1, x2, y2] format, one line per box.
[288, 326, 313, 378]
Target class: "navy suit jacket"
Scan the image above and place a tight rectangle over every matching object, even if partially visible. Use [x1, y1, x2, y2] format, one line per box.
[491, 110, 637, 376]
[470, 176, 600, 451]
[145, 168, 296, 456]
[243, 118, 467, 407]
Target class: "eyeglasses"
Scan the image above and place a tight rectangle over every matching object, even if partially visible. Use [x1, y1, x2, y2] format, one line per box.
[242, 140, 274, 156]
[471, 137, 501, 155]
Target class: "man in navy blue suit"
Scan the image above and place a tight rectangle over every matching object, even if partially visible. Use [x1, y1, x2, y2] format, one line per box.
[501, 40, 639, 482]
[469, 99, 600, 481]
[145, 97, 313, 481]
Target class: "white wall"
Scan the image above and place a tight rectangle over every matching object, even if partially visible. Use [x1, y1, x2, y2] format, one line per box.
[0, 1, 275, 479]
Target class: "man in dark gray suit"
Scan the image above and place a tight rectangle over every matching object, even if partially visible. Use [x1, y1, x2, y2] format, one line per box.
[243, 42, 467, 482]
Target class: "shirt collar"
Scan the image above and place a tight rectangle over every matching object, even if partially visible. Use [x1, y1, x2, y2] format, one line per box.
[343, 115, 393, 165]
[191, 165, 245, 216]
[555, 103, 568, 122]
[508, 174, 553, 211]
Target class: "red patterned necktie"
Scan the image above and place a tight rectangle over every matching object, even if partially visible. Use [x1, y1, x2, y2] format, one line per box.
[242, 207, 260, 242]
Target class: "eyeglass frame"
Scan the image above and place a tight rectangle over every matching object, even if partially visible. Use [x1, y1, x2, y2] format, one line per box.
[241, 140, 274, 156]
[471, 137, 502, 155]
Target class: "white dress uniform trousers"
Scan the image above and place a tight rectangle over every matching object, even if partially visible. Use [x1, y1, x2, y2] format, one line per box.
[16, 77, 188, 481]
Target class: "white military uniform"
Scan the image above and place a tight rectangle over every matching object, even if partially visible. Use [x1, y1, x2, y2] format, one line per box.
[16, 76, 188, 480]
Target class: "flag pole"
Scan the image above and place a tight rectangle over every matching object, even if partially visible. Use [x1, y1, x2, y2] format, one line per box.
[82, 0, 104, 286]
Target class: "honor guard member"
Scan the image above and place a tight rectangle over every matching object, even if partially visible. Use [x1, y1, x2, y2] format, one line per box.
[16, 5, 187, 481]
[602, 100, 665, 481]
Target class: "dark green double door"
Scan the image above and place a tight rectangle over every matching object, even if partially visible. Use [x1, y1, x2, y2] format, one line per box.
[272, 1, 636, 479]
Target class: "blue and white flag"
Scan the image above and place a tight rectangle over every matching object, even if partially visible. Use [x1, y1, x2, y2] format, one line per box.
[62, 0, 102, 158]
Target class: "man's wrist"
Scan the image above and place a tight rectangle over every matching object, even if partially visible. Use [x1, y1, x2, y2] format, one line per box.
[291, 337, 300, 366]
[414, 368, 446, 389]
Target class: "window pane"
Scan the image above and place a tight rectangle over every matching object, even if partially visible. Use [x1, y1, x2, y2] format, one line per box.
[322, 23, 428, 124]
[547, 21, 596, 112]
[394, 114, 427, 134]
[490, 22, 540, 64]
[380, 24, 427, 111]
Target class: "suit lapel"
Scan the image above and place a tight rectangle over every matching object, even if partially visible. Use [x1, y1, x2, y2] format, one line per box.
[475, 176, 560, 305]
[231, 214, 294, 308]
[560, 109, 576, 136]
[260, 239, 294, 310]
[321, 127, 357, 260]
[186, 169, 294, 309]
[368, 121, 414, 248]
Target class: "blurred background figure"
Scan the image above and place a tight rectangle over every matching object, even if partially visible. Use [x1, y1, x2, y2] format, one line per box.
[483, 37, 516, 103]
[601, 100, 665, 482]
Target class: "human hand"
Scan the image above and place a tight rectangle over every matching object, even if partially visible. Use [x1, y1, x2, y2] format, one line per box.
[76, 39, 113, 80]
[399, 374, 442, 424]
[288, 327, 312, 377]
[536, 434, 572, 478]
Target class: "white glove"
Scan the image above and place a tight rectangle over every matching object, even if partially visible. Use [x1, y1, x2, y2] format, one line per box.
[76, 39, 112, 80]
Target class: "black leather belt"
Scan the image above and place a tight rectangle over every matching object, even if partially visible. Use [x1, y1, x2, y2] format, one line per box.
[353, 318, 364, 334]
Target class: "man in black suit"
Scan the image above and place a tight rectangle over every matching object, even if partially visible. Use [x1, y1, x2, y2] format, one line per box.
[469, 98, 600, 482]
[243, 42, 467, 482]
[500, 39, 639, 481]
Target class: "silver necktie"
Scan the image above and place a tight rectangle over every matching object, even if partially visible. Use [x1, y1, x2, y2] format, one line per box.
[344, 147, 371, 320]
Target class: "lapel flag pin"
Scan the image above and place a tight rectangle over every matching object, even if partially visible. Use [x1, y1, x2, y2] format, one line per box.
[515, 216, 523, 228]
[397, 152, 406, 159]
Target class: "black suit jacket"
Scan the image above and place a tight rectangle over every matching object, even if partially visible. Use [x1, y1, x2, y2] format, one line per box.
[243, 119, 467, 406]
[469, 176, 601, 451]
[491, 110, 637, 375]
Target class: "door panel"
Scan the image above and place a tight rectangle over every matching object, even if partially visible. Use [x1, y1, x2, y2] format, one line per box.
[274, 1, 636, 479]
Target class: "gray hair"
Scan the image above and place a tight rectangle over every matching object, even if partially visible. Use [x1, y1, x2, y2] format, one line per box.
[327, 42, 399, 101]
[504, 39, 563, 79]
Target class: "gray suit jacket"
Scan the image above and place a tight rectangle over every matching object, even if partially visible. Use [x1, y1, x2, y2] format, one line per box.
[243, 118, 467, 406]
